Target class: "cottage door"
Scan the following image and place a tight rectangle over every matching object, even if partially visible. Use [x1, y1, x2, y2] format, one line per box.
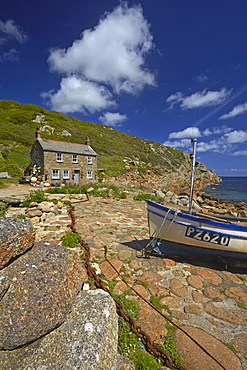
[74, 170, 80, 184]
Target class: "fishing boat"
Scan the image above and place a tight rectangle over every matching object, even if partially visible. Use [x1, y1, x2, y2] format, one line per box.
[145, 139, 247, 259]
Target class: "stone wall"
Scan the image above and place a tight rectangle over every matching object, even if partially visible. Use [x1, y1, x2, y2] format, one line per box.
[43, 150, 97, 184]
[0, 217, 129, 370]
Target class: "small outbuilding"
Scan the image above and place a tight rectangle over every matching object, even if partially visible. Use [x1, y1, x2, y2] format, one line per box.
[24, 129, 97, 185]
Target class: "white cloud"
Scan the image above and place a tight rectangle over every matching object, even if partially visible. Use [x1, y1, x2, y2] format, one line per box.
[196, 140, 221, 152]
[166, 88, 231, 110]
[194, 74, 208, 83]
[44, 2, 155, 114]
[202, 128, 212, 136]
[0, 19, 27, 44]
[163, 125, 245, 155]
[219, 101, 247, 119]
[41, 76, 116, 114]
[163, 138, 191, 148]
[169, 127, 201, 139]
[99, 112, 127, 127]
[1, 48, 19, 62]
[232, 150, 247, 156]
[225, 130, 247, 144]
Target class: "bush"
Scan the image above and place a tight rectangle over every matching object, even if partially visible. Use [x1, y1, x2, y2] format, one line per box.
[22, 189, 48, 207]
[61, 232, 80, 248]
[45, 184, 88, 195]
[129, 349, 162, 370]
[1, 164, 22, 177]
[0, 203, 8, 217]
[133, 193, 157, 201]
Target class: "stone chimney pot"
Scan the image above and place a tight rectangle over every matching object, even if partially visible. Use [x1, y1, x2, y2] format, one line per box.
[36, 128, 41, 139]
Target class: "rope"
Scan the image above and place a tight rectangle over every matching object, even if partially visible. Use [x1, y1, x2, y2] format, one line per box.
[143, 209, 179, 256]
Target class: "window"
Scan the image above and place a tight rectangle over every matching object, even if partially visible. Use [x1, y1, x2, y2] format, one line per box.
[87, 170, 93, 179]
[56, 153, 63, 162]
[72, 154, 78, 163]
[87, 156, 93, 164]
[63, 170, 70, 179]
[52, 169, 59, 179]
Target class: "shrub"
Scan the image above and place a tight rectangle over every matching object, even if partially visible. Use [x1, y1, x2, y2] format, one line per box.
[22, 189, 48, 207]
[61, 232, 80, 248]
[0, 203, 8, 217]
[158, 324, 184, 368]
[129, 349, 162, 370]
[133, 193, 157, 201]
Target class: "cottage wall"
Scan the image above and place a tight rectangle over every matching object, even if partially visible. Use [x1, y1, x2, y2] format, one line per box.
[24, 141, 44, 177]
[43, 151, 97, 185]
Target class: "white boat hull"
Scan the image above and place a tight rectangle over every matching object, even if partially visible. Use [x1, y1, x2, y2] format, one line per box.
[146, 200, 247, 254]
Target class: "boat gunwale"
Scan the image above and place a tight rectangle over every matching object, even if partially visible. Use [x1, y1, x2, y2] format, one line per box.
[146, 199, 247, 232]
[147, 208, 247, 240]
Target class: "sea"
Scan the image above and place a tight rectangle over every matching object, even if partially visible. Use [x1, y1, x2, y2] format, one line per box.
[202, 177, 247, 204]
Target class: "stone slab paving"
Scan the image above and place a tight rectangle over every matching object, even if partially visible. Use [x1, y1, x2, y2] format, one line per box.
[73, 197, 247, 370]
[8, 194, 247, 369]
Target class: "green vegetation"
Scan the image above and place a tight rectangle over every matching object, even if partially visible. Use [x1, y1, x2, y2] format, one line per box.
[108, 284, 184, 369]
[60, 231, 80, 248]
[22, 189, 48, 207]
[0, 99, 191, 180]
[0, 203, 8, 217]
[159, 323, 184, 368]
[133, 193, 162, 202]
[236, 302, 247, 309]
[223, 342, 237, 354]
[45, 184, 88, 195]
[150, 296, 171, 315]
[45, 183, 128, 200]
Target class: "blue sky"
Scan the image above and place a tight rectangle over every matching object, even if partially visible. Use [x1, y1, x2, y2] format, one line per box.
[1, 0, 247, 176]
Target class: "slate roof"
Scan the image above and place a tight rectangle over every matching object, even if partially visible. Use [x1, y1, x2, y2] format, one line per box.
[37, 138, 97, 156]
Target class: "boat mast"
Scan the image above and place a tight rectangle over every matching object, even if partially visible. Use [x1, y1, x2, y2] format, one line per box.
[189, 138, 197, 214]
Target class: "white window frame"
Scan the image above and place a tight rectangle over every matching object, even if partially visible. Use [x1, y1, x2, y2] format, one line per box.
[56, 152, 63, 162]
[63, 170, 70, 180]
[87, 170, 93, 179]
[87, 156, 93, 165]
[72, 154, 78, 163]
[52, 169, 60, 179]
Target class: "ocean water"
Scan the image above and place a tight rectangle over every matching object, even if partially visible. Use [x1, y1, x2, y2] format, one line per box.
[202, 177, 247, 204]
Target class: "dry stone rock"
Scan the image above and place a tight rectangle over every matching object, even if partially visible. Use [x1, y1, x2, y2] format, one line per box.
[187, 275, 204, 289]
[0, 217, 35, 269]
[26, 208, 43, 217]
[159, 296, 183, 309]
[175, 326, 242, 370]
[137, 271, 162, 284]
[204, 286, 221, 299]
[170, 278, 188, 297]
[113, 281, 128, 294]
[99, 259, 123, 280]
[225, 286, 247, 305]
[133, 284, 149, 299]
[230, 333, 247, 358]
[148, 283, 169, 297]
[192, 290, 203, 303]
[138, 300, 167, 341]
[196, 268, 222, 285]
[0, 290, 119, 370]
[0, 242, 86, 350]
[204, 301, 247, 326]
[184, 304, 203, 315]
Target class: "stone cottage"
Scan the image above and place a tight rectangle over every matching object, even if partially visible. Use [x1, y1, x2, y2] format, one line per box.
[24, 129, 97, 185]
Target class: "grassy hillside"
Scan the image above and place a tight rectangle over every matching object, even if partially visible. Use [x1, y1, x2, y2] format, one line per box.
[0, 99, 190, 178]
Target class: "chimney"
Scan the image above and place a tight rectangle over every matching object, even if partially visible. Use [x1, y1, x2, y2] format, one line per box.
[36, 128, 41, 139]
[85, 136, 90, 145]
